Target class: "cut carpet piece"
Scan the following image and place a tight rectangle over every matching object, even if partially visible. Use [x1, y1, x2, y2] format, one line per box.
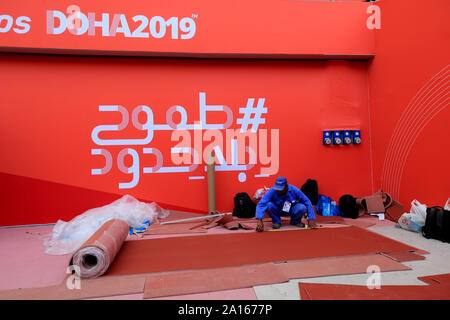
[316, 215, 381, 229]
[314, 216, 345, 224]
[298, 282, 450, 300]
[149, 288, 257, 300]
[104, 226, 422, 277]
[381, 251, 426, 262]
[267, 225, 351, 232]
[241, 217, 348, 231]
[385, 199, 404, 222]
[414, 248, 430, 255]
[144, 222, 208, 235]
[343, 217, 378, 228]
[143, 263, 288, 299]
[0, 275, 145, 300]
[190, 214, 255, 230]
[277, 253, 411, 279]
[236, 216, 343, 226]
[243, 221, 347, 231]
[268, 224, 348, 231]
[238, 217, 308, 223]
[418, 274, 450, 285]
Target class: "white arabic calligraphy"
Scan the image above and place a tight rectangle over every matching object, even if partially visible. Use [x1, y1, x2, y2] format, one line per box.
[90, 92, 277, 189]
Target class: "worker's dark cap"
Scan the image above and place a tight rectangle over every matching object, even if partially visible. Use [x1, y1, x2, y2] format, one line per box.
[273, 177, 287, 191]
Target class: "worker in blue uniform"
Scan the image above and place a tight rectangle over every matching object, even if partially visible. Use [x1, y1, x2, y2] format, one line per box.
[256, 177, 318, 232]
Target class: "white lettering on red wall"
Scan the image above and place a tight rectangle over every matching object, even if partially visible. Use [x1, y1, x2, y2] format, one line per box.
[46, 10, 196, 39]
[0, 14, 31, 34]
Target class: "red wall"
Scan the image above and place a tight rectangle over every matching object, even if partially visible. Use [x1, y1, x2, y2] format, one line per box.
[368, 0, 450, 218]
[0, 55, 372, 226]
[5, 0, 448, 226]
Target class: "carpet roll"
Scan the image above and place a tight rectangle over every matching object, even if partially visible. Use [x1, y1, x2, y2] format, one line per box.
[70, 219, 129, 279]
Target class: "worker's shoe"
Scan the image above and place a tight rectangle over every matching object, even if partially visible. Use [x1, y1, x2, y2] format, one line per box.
[272, 223, 281, 229]
[290, 222, 305, 228]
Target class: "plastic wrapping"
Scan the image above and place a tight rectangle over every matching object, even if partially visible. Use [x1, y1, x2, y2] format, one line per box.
[410, 199, 427, 225]
[397, 213, 422, 233]
[43, 194, 169, 255]
[253, 187, 269, 203]
[396, 199, 428, 232]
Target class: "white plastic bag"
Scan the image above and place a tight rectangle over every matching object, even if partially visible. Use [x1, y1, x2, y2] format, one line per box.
[410, 199, 427, 226]
[445, 198, 450, 210]
[253, 187, 269, 203]
[397, 213, 422, 233]
[43, 194, 169, 255]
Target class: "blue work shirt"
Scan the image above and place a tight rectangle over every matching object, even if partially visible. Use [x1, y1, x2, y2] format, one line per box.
[255, 184, 316, 220]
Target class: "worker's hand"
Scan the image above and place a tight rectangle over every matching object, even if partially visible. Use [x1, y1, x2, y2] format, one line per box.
[256, 219, 264, 232]
[307, 219, 318, 229]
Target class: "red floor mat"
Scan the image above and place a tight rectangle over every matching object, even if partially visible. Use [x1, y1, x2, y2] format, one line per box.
[314, 216, 345, 224]
[382, 251, 425, 262]
[143, 263, 288, 299]
[278, 253, 410, 279]
[104, 226, 421, 276]
[299, 282, 450, 300]
[0, 275, 146, 300]
[418, 274, 450, 285]
[343, 218, 378, 228]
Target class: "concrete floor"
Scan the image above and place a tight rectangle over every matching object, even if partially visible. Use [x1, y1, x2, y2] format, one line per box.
[253, 225, 450, 299]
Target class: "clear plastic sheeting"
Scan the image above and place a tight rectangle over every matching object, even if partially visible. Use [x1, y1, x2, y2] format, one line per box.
[253, 187, 269, 203]
[43, 194, 169, 255]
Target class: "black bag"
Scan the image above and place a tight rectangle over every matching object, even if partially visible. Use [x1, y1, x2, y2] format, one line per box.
[301, 179, 319, 205]
[422, 206, 450, 243]
[232, 193, 256, 218]
[339, 195, 358, 219]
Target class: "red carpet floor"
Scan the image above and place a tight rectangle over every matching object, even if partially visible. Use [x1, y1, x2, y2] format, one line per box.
[299, 282, 450, 300]
[419, 274, 450, 285]
[382, 251, 426, 262]
[143, 263, 288, 299]
[105, 226, 421, 276]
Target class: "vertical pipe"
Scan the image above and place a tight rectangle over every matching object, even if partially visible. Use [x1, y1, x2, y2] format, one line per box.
[206, 150, 216, 214]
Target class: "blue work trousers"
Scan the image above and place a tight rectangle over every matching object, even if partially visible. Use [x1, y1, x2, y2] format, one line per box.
[266, 202, 307, 225]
